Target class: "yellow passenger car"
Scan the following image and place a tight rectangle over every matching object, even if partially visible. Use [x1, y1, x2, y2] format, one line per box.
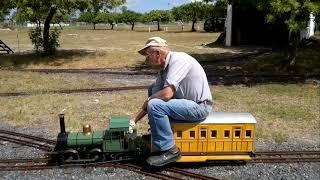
[171, 112, 256, 162]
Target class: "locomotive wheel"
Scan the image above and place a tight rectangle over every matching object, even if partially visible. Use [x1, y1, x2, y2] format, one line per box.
[110, 153, 126, 160]
[64, 149, 79, 161]
[89, 148, 104, 161]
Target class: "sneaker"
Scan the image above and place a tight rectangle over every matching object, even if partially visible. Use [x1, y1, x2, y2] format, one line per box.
[146, 147, 181, 167]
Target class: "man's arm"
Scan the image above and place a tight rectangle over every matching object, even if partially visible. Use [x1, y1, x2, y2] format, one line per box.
[132, 85, 175, 123]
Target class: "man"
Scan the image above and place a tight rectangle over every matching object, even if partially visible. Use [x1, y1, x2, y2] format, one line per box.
[130, 37, 212, 167]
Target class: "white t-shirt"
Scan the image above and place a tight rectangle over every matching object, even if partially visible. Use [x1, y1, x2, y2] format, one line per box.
[151, 51, 212, 103]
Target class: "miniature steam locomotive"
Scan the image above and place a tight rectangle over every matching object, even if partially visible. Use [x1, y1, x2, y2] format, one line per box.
[53, 112, 256, 164]
[53, 114, 147, 164]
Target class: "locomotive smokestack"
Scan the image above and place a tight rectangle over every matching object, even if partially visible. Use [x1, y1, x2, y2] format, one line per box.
[59, 114, 66, 134]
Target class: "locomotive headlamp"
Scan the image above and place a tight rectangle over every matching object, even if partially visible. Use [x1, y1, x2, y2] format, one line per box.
[82, 124, 92, 135]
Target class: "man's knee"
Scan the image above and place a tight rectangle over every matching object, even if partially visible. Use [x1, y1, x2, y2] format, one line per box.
[147, 98, 164, 112]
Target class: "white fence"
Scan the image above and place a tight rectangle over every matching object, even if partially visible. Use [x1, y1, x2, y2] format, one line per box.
[26, 23, 70, 27]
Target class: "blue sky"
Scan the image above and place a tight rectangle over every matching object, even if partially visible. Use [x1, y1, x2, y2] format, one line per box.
[124, 0, 200, 13]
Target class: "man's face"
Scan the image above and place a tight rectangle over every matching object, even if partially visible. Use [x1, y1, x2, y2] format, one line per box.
[145, 48, 162, 68]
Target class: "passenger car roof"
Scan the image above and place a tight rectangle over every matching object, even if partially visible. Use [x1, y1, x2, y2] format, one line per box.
[199, 112, 257, 124]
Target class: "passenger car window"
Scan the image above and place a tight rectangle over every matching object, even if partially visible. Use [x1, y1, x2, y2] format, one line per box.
[176, 131, 182, 138]
[234, 129, 241, 138]
[200, 128, 206, 138]
[246, 130, 252, 138]
[190, 131, 195, 138]
[224, 130, 230, 138]
[211, 130, 217, 138]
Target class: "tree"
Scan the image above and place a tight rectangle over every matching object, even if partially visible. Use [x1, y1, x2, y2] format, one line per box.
[257, 0, 319, 69]
[144, 10, 172, 31]
[120, 10, 141, 31]
[79, 11, 99, 29]
[12, 0, 79, 55]
[0, 1, 14, 21]
[172, 2, 211, 31]
[1, 0, 125, 55]
[95, 12, 119, 29]
[79, 0, 125, 30]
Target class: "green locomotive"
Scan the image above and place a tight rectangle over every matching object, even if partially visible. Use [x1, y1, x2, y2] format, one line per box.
[54, 114, 147, 164]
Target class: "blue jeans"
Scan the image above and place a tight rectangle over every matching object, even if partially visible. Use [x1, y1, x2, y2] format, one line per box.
[147, 97, 212, 151]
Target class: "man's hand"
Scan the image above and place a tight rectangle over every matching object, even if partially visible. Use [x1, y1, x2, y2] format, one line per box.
[128, 119, 136, 133]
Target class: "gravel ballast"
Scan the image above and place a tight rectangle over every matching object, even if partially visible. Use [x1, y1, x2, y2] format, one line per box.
[0, 122, 319, 180]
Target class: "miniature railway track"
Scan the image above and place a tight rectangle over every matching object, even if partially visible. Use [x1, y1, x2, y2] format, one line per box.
[0, 129, 55, 151]
[206, 74, 320, 85]
[0, 159, 220, 179]
[169, 167, 219, 180]
[0, 85, 148, 97]
[0, 73, 319, 97]
[1, 150, 319, 179]
[5, 68, 156, 75]
[117, 163, 219, 180]
[251, 151, 320, 163]
[0, 157, 51, 171]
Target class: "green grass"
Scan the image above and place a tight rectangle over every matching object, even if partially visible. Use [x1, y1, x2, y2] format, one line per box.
[0, 90, 148, 138]
[0, 84, 318, 143]
[213, 84, 319, 143]
[0, 29, 219, 69]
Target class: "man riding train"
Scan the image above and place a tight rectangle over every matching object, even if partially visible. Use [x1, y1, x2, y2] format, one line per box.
[130, 37, 213, 167]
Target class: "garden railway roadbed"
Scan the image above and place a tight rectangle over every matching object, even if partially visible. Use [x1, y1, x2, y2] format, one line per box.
[0, 122, 319, 179]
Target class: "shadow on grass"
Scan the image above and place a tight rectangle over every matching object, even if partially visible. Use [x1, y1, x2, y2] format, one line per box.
[0, 49, 97, 67]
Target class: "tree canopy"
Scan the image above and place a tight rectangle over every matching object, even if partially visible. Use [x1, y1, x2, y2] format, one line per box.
[172, 2, 212, 31]
[0, 0, 126, 55]
[143, 10, 172, 31]
[78, 0, 125, 29]
[256, 0, 319, 68]
[120, 9, 142, 31]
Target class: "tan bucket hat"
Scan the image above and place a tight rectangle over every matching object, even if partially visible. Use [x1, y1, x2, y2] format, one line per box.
[138, 37, 168, 55]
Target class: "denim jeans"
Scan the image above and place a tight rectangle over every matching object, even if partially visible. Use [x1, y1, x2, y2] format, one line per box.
[147, 98, 212, 151]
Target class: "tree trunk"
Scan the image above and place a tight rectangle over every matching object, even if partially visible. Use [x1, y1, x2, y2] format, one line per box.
[111, 24, 114, 30]
[131, 22, 134, 31]
[282, 31, 299, 72]
[288, 31, 299, 67]
[191, 20, 196, 32]
[43, 6, 56, 55]
[93, 23, 96, 30]
[157, 21, 160, 31]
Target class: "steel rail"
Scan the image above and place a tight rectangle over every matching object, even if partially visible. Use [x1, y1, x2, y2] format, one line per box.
[0, 160, 182, 180]
[111, 163, 183, 180]
[169, 167, 220, 180]
[0, 85, 148, 97]
[0, 135, 54, 151]
[251, 151, 320, 163]
[0, 129, 55, 145]
[0, 157, 50, 164]
[254, 151, 320, 156]
[3, 68, 156, 75]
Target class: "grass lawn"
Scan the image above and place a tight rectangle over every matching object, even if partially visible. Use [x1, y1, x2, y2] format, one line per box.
[0, 28, 223, 68]
[0, 84, 318, 144]
[0, 28, 319, 144]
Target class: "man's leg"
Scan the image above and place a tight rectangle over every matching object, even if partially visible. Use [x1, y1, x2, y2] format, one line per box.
[146, 98, 211, 166]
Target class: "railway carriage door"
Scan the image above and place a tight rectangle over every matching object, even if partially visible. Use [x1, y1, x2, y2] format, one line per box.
[198, 127, 208, 153]
[232, 127, 243, 152]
